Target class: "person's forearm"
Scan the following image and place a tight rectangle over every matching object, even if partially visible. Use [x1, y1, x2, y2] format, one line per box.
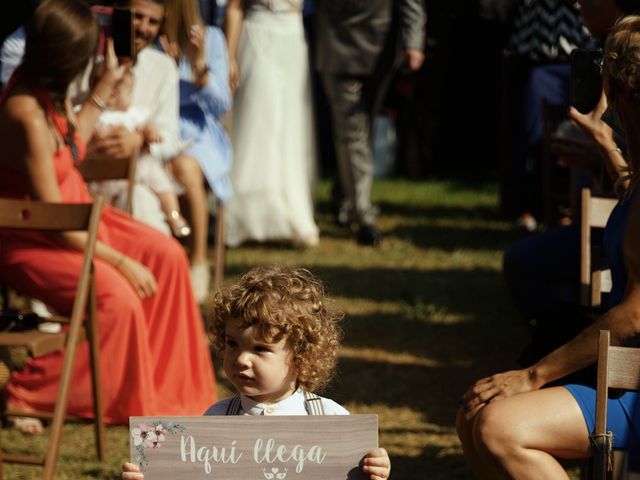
[224, 0, 244, 61]
[532, 300, 640, 386]
[60, 230, 127, 269]
[76, 72, 119, 143]
[588, 125, 630, 194]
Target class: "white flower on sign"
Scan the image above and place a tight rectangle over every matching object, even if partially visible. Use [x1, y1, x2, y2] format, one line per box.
[153, 424, 167, 445]
[132, 424, 157, 448]
[132, 421, 186, 472]
[263, 467, 287, 479]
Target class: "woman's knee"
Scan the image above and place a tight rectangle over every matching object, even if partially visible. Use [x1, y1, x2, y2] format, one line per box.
[172, 155, 203, 187]
[473, 403, 523, 459]
[456, 406, 474, 447]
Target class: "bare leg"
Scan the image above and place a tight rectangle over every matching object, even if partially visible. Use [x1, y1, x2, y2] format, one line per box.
[170, 155, 210, 303]
[156, 191, 182, 217]
[456, 406, 502, 479]
[170, 155, 208, 266]
[459, 386, 591, 479]
[156, 191, 191, 238]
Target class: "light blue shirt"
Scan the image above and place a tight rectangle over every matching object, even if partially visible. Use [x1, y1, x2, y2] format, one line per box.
[175, 26, 233, 202]
[1, 27, 26, 86]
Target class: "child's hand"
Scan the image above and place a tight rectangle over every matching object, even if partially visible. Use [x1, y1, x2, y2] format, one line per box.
[362, 447, 391, 480]
[140, 124, 162, 144]
[122, 462, 144, 479]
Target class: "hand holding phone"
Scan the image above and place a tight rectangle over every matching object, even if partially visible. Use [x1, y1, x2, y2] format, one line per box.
[570, 48, 603, 114]
[92, 6, 135, 60]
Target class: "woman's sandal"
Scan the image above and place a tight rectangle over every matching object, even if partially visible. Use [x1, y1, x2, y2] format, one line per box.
[8, 416, 44, 434]
[2, 404, 44, 435]
[167, 210, 191, 238]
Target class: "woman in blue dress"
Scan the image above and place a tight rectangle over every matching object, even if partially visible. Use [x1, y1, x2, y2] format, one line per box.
[456, 15, 640, 478]
[161, 0, 233, 303]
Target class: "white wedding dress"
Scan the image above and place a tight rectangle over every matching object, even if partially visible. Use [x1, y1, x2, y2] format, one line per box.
[224, 0, 319, 247]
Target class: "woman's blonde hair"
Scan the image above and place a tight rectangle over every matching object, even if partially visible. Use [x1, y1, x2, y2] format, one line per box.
[163, 0, 203, 58]
[209, 265, 344, 393]
[604, 15, 640, 98]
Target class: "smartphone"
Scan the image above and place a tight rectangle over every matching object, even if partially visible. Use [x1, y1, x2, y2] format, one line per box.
[111, 7, 134, 59]
[570, 48, 603, 114]
[91, 6, 134, 60]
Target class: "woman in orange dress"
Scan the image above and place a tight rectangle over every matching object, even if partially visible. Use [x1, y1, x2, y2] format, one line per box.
[0, 0, 216, 426]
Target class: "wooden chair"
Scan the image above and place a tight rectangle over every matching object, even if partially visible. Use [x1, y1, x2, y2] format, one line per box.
[78, 153, 137, 214]
[593, 330, 640, 480]
[0, 197, 105, 480]
[580, 188, 617, 308]
[212, 201, 225, 293]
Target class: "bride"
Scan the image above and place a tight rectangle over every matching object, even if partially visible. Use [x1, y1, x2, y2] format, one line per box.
[223, 0, 319, 248]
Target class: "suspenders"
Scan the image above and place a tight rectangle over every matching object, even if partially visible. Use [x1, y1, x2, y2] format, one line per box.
[225, 395, 243, 415]
[224, 391, 325, 415]
[302, 391, 325, 415]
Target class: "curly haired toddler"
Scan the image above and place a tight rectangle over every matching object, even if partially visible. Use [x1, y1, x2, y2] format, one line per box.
[123, 264, 390, 480]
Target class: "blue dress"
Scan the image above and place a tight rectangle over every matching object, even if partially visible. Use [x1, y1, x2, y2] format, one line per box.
[177, 26, 233, 202]
[564, 191, 640, 453]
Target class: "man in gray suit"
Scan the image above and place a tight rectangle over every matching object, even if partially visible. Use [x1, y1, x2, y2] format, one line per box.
[315, 0, 426, 245]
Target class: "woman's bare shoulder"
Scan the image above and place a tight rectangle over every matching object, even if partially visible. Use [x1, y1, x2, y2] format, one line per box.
[0, 90, 55, 167]
[1, 91, 49, 138]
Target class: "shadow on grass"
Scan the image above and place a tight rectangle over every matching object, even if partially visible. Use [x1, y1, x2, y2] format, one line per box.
[389, 448, 473, 480]
[226, 264, 516, 316]
[388, 223, 524, 251]
[327, 328, 522, 426]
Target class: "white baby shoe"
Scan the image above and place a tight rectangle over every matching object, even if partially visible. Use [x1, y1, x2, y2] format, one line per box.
[190, 263, 211, 304]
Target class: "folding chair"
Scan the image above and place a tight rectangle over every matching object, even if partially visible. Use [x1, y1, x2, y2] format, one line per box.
[593, 330, 640, 480]
[78, 153, 137, 214]
[212, 201, 225, 293]
[0, 197, 105, 480]
[580, 188, 617, 308]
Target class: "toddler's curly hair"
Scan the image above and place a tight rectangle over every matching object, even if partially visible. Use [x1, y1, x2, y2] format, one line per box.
[209, 264, 343, 392]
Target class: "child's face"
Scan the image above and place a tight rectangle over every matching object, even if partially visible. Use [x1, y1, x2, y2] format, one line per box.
[223, 318, 298, 404]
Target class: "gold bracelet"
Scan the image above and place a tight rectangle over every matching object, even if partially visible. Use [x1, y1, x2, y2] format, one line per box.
[89, 93, 106, 112]
[607, 146, 623, 156]
[115, 253, 126, 269]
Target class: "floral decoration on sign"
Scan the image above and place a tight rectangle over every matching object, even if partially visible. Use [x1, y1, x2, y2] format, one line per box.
[263, 467, 288, 479]
[132, 420, 186, 471]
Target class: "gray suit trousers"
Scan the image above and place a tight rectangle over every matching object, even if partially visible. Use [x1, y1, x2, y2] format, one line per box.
[321, 71, 394, 227]
[322, 74, 375, 226]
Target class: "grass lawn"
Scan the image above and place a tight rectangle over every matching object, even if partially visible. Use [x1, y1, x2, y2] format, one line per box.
[0, 178, 582, 479]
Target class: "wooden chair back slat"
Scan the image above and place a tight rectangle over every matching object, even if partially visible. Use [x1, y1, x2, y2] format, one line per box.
[0, 200, 92, 230]
[589, 197, 617, 228]
[580, 188, 618, 307]
[608, 346, 640, 390]
[78, 153, 137, 214]
[593, 330, 640, 480]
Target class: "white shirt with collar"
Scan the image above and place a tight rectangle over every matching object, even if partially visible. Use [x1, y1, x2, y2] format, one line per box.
[204, 388, 349, 416]
[131, 47, 183, 163]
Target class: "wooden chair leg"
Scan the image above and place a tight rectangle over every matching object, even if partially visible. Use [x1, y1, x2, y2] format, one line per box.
[87, 271, 105, 460]
[42, 317, 85, 479]
[213, 203, 225, 293]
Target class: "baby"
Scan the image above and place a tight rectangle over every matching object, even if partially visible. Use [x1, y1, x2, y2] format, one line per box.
[123, 264, 390, 480]
[90, 67, 191, 238]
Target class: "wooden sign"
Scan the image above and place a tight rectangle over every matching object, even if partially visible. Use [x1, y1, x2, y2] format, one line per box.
[129, 415, 378, 479]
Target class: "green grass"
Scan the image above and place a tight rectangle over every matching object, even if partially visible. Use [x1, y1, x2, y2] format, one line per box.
[0, 178, 580, 479]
